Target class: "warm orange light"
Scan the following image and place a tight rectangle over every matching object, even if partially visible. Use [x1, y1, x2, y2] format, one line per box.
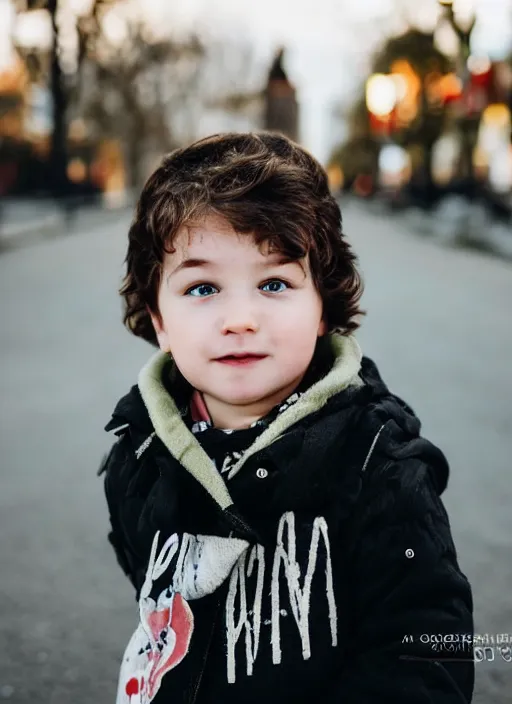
[327, 164, 344, 192]
[482, 104, 511, 128]
[390, 60, 421, 125]
[436, 73, 463, 102]
[391, 74, 407, 101]
[68, 119, 87, 141]
[396, 102, 418, 125]
[67, 158, 87, 183]
[390, 60, 420, 85]
[473, 145, 488, 169]
[425, 71, 443, 104]
[0, 113, 23, 138]
[0, 55, 29, 93]
[93, 139, 126, 194]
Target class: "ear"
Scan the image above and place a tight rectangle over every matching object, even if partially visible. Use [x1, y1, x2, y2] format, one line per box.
[317, 316, 328, 337]
[148, 307, 171, 353]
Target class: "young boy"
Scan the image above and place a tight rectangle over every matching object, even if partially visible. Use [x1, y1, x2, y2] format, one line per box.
[99, 132, 474, 704]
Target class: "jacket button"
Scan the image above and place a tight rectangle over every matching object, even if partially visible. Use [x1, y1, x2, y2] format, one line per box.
[256, 467, 268, 479]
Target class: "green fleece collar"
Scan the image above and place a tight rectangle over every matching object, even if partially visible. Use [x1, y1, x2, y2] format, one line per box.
[138, 333, 363, 511]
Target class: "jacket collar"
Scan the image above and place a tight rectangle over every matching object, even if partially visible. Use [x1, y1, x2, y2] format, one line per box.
[133, 333, 363, 511]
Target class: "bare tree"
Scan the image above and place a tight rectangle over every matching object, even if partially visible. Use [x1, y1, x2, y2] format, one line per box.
[74, 8, 265, 190]
[14, 1, 264, 193]
[74, 4, 205, 191]
[13, 0, 117, 201]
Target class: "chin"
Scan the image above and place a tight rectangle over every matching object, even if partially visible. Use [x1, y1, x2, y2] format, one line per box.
[214, 385, 275, 405]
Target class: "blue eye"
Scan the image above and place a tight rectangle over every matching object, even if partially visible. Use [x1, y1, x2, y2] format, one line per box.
[185, 284, 217, 297]
[184, 279, 291, 297]
[261, 279, 288, 293]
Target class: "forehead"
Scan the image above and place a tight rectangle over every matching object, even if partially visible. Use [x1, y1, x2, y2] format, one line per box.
[169, 215, 279, 261]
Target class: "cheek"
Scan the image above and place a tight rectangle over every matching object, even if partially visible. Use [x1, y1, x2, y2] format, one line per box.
[157, 294, 181, 331]
[273, 296, 323, 328]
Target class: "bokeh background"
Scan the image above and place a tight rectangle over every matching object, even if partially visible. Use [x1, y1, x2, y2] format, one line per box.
[1, 1, 511, 702]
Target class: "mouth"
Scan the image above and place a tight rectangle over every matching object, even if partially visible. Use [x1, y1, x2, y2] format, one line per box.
[215, 354, 267, 366]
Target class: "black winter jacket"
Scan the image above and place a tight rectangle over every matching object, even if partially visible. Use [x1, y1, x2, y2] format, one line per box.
[99, 333, 474, 704]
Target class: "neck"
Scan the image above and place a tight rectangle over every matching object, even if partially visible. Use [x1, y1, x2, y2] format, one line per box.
[202, 373, 306, 430]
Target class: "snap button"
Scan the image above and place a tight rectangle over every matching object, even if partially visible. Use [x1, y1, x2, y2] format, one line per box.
[256, 467, 268, 479]
[405, 549, 414, 559]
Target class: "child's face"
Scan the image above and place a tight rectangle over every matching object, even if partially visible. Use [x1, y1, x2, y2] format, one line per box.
[150, 213, 327, 429]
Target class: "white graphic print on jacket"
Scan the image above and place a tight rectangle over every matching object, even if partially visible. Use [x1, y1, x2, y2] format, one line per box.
[117, 512, 337, 702]
[226, 511, 337, 683]
[117, 532, 249, 704]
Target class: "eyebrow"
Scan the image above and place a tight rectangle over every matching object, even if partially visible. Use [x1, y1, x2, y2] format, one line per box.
[167, 254, 301, 280]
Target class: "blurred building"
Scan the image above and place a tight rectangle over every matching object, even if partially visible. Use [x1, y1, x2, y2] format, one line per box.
[0, 51, 37, 196]
[0, 40, 120, 199]
[264, 48, 299, 141]
[194, 46, 301, 145]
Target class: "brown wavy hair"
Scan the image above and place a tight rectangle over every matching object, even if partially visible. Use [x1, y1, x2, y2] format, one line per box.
[120, 131, 365, 347]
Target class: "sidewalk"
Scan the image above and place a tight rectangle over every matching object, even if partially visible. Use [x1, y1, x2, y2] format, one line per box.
[357, 195, 512, 263]
[0, 196, 133, 253]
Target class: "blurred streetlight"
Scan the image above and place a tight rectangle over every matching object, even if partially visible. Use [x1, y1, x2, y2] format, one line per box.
[365, 74, 397, 117]
[390, 74, 408, 102]
[477, 104, 512, 185]
[378, 144, 411, 189]
[432, 133, 461, 184]
[467, 55, 491, 76]
[13, 8, 52, 51]
[68, 0, 95, 15]
[489, 146, 512, 194]
[434, 20, 460, 57]
[102, 7, 129, 47]
[390, 60, 421, 127]
[327, 164, 344, 193]
[481, 104, 511, 130]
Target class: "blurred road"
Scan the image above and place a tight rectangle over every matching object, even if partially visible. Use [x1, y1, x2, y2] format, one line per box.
[0, 199, 131, 252]
[1, 200, 511, 703]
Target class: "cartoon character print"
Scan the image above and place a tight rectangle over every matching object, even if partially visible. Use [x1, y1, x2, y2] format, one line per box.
[117, 530, 249, 704]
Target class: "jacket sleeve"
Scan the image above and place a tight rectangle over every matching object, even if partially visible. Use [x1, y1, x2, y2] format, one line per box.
[98, 433, 144, 596]
[331, 456, 474, 703]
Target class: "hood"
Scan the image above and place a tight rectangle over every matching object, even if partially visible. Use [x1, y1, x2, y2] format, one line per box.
[356, 357, 449, 495]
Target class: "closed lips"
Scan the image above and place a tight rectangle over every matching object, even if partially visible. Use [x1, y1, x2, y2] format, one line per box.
[217, 354, 266, 359]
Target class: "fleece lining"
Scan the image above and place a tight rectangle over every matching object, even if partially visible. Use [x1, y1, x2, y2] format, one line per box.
[137, 332, 363, 511]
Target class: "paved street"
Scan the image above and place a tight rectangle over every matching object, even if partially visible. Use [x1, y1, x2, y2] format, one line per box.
[1, 200, 511, 703]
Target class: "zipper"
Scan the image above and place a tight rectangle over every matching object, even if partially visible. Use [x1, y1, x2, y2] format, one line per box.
[189, 598, 223, 704]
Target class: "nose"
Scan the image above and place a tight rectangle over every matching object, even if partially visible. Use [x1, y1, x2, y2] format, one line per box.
[220, 299, 260, 334]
